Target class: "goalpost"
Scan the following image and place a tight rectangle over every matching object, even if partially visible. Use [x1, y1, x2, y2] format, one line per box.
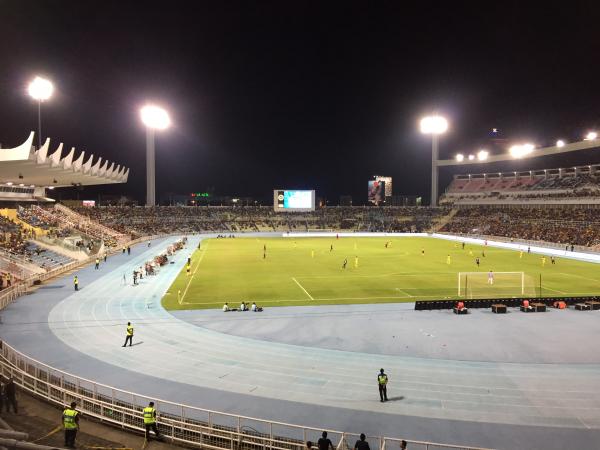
[457, 271, 533, 298]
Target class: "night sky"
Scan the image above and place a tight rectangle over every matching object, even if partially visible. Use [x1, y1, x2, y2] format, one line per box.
[1, 1, 600, 204]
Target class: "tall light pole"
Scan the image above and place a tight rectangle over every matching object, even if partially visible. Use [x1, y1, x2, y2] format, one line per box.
[27, 76, 54, 149]
[140, 105, 171, 206]
[420, 115, 448, 206]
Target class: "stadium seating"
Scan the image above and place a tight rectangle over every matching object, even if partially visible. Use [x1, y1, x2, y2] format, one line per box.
[24, 242, 75, 270]
[441, 163, 600, 205]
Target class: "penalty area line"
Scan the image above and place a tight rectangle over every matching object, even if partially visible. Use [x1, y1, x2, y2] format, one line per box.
[292, 277, 314, 300]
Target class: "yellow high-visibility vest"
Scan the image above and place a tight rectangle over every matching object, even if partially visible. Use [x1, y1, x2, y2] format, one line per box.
[63, 409, 78, 429]
[143, 407, 156, 424]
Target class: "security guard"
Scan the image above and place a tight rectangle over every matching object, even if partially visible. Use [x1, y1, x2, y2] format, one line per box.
[377, 368, 388, 402]
[143, 401, 161, 441]
[73, 276, 79, 291]
[95, 257, 100, 270]
[122, 322, 134, 347]
[63, 401, 79, 448]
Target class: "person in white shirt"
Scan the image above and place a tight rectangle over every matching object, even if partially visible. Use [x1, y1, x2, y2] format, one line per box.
[223, 302, 230, 312]
[251, 302, 257, 312]
[240, 302, 247, 311]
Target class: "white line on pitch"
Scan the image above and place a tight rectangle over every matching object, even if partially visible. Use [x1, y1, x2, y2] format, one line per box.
[180, 242, 209, 304]
[291, 277, 314, 300]
[558, 272, 600, 284]
[542, 286, 569, 295]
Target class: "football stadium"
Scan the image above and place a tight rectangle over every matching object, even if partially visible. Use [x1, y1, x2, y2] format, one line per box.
[2, 4, 600, 450]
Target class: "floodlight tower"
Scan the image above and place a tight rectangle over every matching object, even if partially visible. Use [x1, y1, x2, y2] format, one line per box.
[140, 105, 171, 206]
[420, 115, 448, 206]
[27, 76, 54, 149]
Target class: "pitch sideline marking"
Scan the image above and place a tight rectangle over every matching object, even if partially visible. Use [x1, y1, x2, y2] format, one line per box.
[180, 293, 457, 305]
[291, 277, 314, 300]
[179, 242, 209, 305]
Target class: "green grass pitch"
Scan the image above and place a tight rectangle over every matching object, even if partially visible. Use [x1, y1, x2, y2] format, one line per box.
[162, 236, 600, 310]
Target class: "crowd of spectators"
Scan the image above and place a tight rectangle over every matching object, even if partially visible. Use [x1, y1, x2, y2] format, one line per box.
[17, 206, 59, 229]
[0, 216, 29, 255]
[70, 205, 451, 235]
[441, 206, 600, 247]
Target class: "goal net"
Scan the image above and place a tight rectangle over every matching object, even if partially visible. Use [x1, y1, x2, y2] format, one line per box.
[457, 272, 535, 299]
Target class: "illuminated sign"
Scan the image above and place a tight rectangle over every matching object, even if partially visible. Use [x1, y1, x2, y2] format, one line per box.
[190, 192, 210, 198]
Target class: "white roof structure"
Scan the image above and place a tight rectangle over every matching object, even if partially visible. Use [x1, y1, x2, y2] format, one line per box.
[0, 132, 129, 187]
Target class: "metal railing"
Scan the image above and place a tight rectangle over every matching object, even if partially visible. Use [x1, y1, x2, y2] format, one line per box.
[0, 232, 493, 450]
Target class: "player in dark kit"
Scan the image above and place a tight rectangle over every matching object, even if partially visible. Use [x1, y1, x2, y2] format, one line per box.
[342, 258, 347, 269]
[475, 257, 480, 267]
[330, 244, 333, 252]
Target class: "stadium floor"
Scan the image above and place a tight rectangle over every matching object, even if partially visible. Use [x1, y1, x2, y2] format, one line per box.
[1, 234, 600, 450]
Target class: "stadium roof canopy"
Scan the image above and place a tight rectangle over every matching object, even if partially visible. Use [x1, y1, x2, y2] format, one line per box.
[0, 132, 129, 188]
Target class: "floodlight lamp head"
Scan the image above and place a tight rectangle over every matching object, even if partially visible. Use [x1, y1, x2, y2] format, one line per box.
[455, 153, 464, 162]
[510, 143, 534, 158]
[140, 105, 171, 130]
[28, 76, 54, 101]
[477, 150, 489, 161]
[556, 140, 565, 148]
[420, 115, 448, 135]
[585, 131, 597, 141]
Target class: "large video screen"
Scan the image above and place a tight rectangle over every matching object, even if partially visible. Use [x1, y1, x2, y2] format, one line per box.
[368, 180, 385, 205]
[273, 190, 315, 212]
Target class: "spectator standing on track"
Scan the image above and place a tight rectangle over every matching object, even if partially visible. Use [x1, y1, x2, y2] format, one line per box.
[318, 431, 334, 450]
[378, 368, 388, 402]
[122, 322, 134, 347]
[4, 378, 17, 413]
[73, 275, 78, 291]
[63, 401, 79, 448]
[143, 401, 161, 441]
[127, 246, 131, 255]
[104, 252, 107, 262]
[354, 434, 370, 450]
